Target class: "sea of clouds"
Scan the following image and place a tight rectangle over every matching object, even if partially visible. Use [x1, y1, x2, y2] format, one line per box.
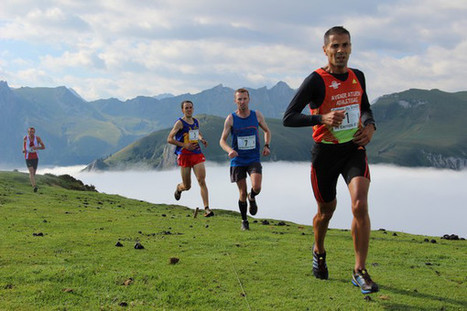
[31, 162, 467, 238]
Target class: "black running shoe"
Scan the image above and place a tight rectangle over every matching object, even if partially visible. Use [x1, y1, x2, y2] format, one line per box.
[174, 187, 181, 201]
[352, 269, 379, 294]
[33, 186, 38, 193]
[204, 210, 214, 217]
[312, 244, 328, 280]
[248, 193, 258, 215]
[241, 220, 250, 231]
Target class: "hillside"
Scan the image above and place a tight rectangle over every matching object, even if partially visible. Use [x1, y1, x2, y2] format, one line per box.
[0, 82, 160, 166]
[84, 114, 314, 171]
[0, 81, 293, 167]
[2, 80, 466, 170]
[85, 87, 467, 171]
[369, 89, 467, 169]
[0, 170, 465, 310]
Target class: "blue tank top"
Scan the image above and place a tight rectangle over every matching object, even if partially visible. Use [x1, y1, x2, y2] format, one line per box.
[174, 118, 202, 155]
[231, 110, 260, 166]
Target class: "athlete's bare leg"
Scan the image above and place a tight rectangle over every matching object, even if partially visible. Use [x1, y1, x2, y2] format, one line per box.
[177, 166, 192, 192]
[28, 166, 36, 188]
[192, 162, 209, 208]
[313, 199, 336, 254]
[249, 172, 262, 197]
[348, 176, 371, 271]
[236, 178, 248, 202]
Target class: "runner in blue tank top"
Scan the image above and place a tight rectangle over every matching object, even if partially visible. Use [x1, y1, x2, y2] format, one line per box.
[230, 111, 261, 166]
[173, 117, 202, 155]
[220, 88, 271, 230]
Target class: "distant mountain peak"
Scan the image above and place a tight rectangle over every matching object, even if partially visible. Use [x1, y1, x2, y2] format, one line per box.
[0, 81, 11, 95]
[67, 87, 84, 100]
[272, 81, 290, 89]
[207, 84, 227, 92]
[270, 81, 293, 96]
[154, 93, 174, 100]
[200, 84, 230, 95]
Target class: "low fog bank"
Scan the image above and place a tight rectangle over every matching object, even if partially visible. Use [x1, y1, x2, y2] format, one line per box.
[33, 162, 467, 238]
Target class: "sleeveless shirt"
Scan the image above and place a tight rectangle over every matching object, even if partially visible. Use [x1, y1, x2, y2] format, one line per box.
[310, 68, 363, 144]
[24, 135, 39, 160]
[231, 110, 260, 166]
[174, 118, 202, 155]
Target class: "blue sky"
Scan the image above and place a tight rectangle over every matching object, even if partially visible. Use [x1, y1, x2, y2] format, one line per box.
[1, 0, 466, 101]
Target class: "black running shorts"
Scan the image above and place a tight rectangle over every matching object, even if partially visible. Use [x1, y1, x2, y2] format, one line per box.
[230, 162, 262, 183]
[311, 142, 370, 203]
[26, 158, 39, 170]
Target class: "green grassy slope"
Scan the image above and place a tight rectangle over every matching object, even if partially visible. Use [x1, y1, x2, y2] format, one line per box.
[0, 171, 465, 310]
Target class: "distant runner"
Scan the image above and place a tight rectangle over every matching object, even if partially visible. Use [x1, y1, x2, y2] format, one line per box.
[283, 26, 378, 294]
[23, 127, 45, 192]
[219, 88, 271, 230]
[167, 100, 214, 217]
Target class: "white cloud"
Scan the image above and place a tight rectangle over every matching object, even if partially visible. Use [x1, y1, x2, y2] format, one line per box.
[1, 0, 466, 100]
[41, 50, 106, 71]
[354, 37, 467, 99]
[14, 68, 55, 85]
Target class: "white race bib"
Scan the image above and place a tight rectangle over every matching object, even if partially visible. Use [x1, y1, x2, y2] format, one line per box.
[237, 135, 256, 150]
[188, 129, 199, 142]
[332, 104, 360, 131]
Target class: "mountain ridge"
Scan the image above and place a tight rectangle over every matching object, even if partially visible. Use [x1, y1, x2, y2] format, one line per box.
[0, 80, 293, 166]
[84, 88, 467, 171]
[1, 81, 466, 169]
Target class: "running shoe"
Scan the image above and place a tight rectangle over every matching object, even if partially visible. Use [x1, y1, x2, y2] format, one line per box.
[352, 269, 379, 294]
[174, 187, 181, 201]
[33, 186, 38, 193]
[312, 244, 328, 279]
[248, 193, 258, 215]
[204, 210, 214, 217]
[241, 220, 250, 231]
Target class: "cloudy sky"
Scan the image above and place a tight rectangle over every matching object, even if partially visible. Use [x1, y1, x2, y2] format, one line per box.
[1, 0, 466, 101]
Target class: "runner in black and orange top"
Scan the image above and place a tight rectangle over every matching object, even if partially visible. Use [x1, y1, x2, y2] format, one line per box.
[167, 100, 213, 217]
[22, 127, 45, 192]
[283, 26, 378, 294]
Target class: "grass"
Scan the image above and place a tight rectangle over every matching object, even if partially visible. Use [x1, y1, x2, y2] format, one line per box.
[0, 171, 466, 310]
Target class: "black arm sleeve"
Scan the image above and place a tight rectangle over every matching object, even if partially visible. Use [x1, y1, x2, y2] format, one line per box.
[282, 72, 324, 127]
[283, 69, 376, 128]
[353, 69, 376, 127]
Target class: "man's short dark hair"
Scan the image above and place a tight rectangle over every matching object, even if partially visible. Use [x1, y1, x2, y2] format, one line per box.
[324, 26, 351, 45]
[235, 88, 249, 98]
[180, 100, 193, 109]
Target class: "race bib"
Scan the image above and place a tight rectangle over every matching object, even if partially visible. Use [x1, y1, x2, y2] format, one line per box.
[332, 104, 360, 131]
[188, 129, 199, 142]
[237, 135, 256, 150]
